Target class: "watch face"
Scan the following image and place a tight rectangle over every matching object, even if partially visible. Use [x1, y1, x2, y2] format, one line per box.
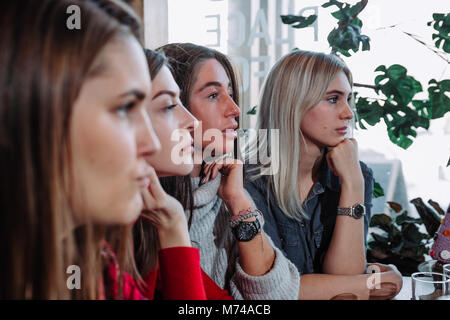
[232, 220, 260, 242]
[353, 204, 365, 219]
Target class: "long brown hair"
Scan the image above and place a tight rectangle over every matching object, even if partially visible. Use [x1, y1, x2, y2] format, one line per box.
[131, 49, 170, 276]
[0, 0, 141, 299]
[156, 43, 240, 224]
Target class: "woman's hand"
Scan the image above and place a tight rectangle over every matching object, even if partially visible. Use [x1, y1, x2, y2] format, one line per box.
[366, 263, 403, 300]
[140, 168, 191, 249]
[326, 138, 363, 189]
[202, 157, 252, 215]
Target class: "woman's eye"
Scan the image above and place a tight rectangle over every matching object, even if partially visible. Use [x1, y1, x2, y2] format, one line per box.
[164, 104, 177, 112]
[116, 101, 137, 117]
[327, 96, 338, 104]
[207, 92, 218, 100]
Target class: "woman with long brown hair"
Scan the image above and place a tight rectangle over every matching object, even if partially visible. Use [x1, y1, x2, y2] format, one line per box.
[0, 0, 166, 299]
[128, 49, 231, 299]
[154, 43, 301, 299]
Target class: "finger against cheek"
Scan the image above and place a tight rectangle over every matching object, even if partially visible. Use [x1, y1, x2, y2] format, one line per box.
[148, 168, 166, 199]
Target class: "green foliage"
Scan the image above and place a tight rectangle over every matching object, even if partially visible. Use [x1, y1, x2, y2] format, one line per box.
[373, 180, 384, 199]
[280, 14, 317, 29]
[246, 106, 257, 115]
[427, 13, 450, 53]
[368, 202, 431, 266]
[279, 2, 449, 157]
[321, 0, 370, 57]
[355, 66, 450, 149]
[413, 79, 450, 120]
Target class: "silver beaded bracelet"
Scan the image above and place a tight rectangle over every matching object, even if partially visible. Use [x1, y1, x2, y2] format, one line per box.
[230, 210, 262, 228]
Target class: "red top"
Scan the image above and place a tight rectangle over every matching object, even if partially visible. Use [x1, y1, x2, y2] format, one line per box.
[101, 243, 233, 300]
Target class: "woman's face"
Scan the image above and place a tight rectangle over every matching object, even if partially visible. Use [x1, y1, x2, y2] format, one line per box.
[189, 58, 240, 156]
[146, 65, 197, 177]
[70, 35, 160, 225]
[300, 71, 353, 148]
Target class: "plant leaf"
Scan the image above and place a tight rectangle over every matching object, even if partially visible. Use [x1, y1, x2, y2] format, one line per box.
[373, 180, 384, 198]
[387, 201, 403, 213]
[246, 106, 257, 115]
[427, 199, 445, 215]
[370, 213, 392, 229]
[395, 211, 422, 225]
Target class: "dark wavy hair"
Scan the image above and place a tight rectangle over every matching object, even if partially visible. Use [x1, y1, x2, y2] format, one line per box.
[131, 49, 193, 277]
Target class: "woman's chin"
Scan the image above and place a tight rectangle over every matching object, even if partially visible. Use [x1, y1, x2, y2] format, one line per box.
[156, 164, 193, 178]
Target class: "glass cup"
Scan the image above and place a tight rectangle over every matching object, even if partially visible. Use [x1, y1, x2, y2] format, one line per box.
[444, 264, 450, 278]
[411, 272, 450, 300]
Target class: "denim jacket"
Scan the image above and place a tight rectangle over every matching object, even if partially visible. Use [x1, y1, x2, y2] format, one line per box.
[244, 158, 373, 275]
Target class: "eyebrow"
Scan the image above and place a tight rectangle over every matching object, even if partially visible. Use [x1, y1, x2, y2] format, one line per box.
[196, 81, 231, 93]
[326, 90, 352, 97]
[326, 90, 344, 95]
[118, 89, 146, 100]
[152, 89, 177, 100]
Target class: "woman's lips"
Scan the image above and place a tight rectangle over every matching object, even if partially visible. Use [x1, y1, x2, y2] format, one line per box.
[336, 127, 347, 135]
[181, 140, 195, 154]
[222, 128, 237, 138]
[181, 145, 194, 153]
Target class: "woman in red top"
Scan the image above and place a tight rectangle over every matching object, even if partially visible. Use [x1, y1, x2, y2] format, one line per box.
[127, 49, 233, 300]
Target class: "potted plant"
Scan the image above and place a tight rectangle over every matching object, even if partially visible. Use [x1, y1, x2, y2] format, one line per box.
[366, 198, 444, 276]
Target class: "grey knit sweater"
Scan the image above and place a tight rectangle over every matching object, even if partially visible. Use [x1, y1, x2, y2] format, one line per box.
[187, 175, 300, 300]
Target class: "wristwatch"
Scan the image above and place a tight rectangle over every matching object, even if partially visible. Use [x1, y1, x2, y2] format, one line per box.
[337, 203, 366, 219]
[231, 219, 261, 242]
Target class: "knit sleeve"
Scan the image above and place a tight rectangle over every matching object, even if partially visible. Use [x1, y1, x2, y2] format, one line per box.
[228, 232, 300, 300]
[158, 246, 207, 300]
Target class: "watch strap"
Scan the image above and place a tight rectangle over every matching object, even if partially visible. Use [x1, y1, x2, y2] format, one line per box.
[337, 203, 365, 219]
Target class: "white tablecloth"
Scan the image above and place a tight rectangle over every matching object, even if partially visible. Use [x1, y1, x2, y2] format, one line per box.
[393, 277, 412, 300]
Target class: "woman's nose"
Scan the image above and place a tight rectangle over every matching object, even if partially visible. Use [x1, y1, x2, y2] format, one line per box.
[180, 104, 199, 133]
[137, 108, 161, 158]
[340, 99, 354, 120]
[224, 95, 240, 118]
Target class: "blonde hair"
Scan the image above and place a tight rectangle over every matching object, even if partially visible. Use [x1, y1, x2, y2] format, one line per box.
[246, 50, 353, 221]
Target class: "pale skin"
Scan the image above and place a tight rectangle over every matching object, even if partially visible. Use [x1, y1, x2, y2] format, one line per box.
[70, 35, 160, 225]
[299, 71, 365, 275]
[297, 71, 402, 299]
[190, 59, 275, 276]
[140, 64, 197, 250]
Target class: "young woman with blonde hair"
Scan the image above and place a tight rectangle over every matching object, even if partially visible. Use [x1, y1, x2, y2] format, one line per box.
[244, 50, 403, 299]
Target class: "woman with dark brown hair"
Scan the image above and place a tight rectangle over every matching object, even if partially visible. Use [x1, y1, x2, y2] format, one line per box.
[153, 43, 300, 299]
[127, 49, 232, 300]
[0, 0, 176, 299]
